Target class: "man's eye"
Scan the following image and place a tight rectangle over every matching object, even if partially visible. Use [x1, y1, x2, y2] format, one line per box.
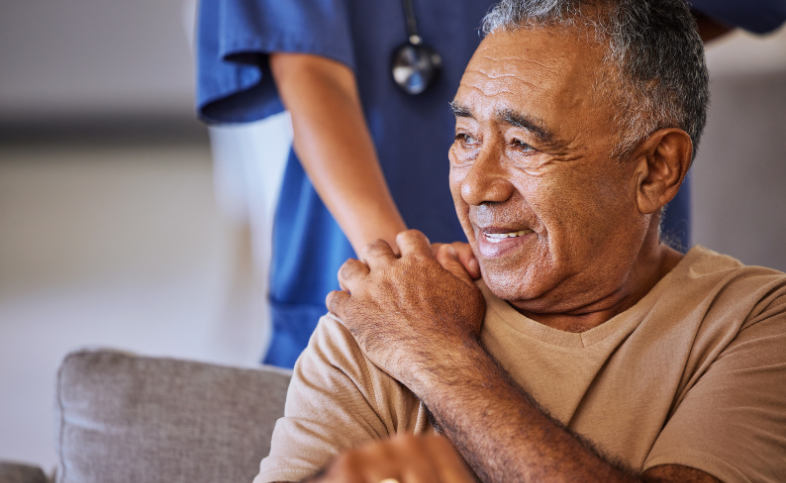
[456, 133, 477, 144]
[513, 139, 536, 152]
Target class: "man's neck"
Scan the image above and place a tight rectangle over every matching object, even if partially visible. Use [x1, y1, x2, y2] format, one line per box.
[511, 243, 684, 333]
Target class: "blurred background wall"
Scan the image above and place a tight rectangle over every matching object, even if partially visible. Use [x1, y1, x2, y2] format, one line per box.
[0, 0, 197, 123]
[694, 31, 786, 270]
[0, 0, 279, 471]
[0, 0, 784, 474]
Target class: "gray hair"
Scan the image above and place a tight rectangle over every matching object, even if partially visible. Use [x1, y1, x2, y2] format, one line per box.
[482, 0, 709, 161]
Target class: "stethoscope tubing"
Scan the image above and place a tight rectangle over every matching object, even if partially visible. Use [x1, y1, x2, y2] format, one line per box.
[400, 0, 422, 43]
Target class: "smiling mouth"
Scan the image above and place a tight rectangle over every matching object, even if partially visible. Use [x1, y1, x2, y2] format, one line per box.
[483, 229, 533, 244]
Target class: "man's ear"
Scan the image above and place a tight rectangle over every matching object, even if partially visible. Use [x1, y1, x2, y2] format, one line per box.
[633, 128, 693, 215]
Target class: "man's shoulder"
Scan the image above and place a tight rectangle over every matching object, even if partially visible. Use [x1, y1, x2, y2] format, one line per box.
[300, 312, 371, 377]
[679, 246, 786, 322]
[311, 312, 359, 352]
[643, 248, 786, 481]
[287, 311, 430, 435]
[298, 313, 416, 401]
[260, 313, 428, 483]
[683, 245, 786, 280]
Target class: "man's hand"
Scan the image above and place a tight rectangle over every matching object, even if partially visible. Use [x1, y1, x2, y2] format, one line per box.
[308, 433, 476, 483]
[326, 230, 486, 387]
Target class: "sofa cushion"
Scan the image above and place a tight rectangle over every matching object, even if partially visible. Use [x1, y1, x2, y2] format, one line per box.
[0, 462, 49, 483]
[55, 349, 291, 483]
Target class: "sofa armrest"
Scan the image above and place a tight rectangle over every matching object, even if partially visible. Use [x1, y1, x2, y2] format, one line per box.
[55, 348, 292, 483]
[0, 462, 49, 483]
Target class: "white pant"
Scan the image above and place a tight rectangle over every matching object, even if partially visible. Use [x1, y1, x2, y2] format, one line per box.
[208, 112, 293, 361]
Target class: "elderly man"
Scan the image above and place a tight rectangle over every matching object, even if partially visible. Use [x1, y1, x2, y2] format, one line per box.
[254, 0, 786, 482]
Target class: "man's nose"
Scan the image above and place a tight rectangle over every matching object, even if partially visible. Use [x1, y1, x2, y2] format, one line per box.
[460, 146, 515, 206]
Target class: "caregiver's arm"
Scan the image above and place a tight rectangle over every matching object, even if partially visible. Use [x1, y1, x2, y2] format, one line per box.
[270, 53, 406, 255]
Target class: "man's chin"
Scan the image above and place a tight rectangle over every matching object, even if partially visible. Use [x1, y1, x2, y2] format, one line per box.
[480, 267, 537, 303]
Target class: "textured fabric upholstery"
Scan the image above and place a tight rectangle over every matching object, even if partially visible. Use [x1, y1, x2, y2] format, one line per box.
[0, 462, 49, 483]
[55, 349, 291, 483]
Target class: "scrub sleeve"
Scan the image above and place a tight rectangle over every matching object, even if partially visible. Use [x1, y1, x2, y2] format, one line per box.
[196, 0, 496, 368]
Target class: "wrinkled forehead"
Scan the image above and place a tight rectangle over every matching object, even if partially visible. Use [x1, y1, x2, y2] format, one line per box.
[456, 28, 608, 119]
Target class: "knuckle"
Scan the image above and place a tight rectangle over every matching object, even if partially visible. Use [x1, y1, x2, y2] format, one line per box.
[338, 262, 352, 279]
[364, 238, 389, 254]
[338, 259, 362, 279]
[325, 291, 338, 308]
[408, 229, 428, 242]
[397, 230, 432, 256]
[398, 229, 417, 242]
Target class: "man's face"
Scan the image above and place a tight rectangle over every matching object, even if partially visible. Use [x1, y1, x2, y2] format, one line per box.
[449, 27, 647, 312]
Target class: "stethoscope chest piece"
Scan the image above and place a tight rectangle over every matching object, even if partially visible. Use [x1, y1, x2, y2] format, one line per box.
[391, 0, 443, 95]
[391, 37, 442, 95]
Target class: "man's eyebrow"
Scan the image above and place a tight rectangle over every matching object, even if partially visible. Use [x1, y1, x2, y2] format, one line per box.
[497, 109, 553, 142]
[450, 102, 554, 143]
[449, 101, 473, 118]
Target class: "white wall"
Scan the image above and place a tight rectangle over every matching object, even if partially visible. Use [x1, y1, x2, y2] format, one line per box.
[0, 0, 196, 122]
[705, 27, 786, 76]
[693, 28, 786, 272]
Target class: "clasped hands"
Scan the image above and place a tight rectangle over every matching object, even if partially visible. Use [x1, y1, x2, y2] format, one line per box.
[319, 229, 486, 483]
[326, 229, 486, 390]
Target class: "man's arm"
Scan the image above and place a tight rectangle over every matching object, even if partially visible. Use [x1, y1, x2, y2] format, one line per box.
[412, 336, 720, 483]
[326, 230, 722, 483]
[269, 53, 406, 255]
[301, 433, 718, 483]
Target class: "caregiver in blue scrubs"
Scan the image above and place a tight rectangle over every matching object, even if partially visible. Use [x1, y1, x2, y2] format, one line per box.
[197, 0, 496, 368]
[196, 0, 785, 368]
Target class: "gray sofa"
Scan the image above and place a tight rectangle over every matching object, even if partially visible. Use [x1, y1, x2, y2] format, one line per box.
[0, 349, 292, 483]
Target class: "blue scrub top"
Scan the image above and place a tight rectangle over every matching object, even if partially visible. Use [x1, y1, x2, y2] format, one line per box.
[691, 0, 786, 34]
[196, 0, 786, 368]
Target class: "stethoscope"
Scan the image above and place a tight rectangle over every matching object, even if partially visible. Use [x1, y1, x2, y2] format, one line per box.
[391, 0, 443, 95]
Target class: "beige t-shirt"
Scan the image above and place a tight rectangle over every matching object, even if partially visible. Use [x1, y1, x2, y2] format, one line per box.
[255, 246, 786, 483]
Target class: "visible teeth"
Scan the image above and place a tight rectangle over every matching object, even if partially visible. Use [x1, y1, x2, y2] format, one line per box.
[484, 230, 531, 243]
